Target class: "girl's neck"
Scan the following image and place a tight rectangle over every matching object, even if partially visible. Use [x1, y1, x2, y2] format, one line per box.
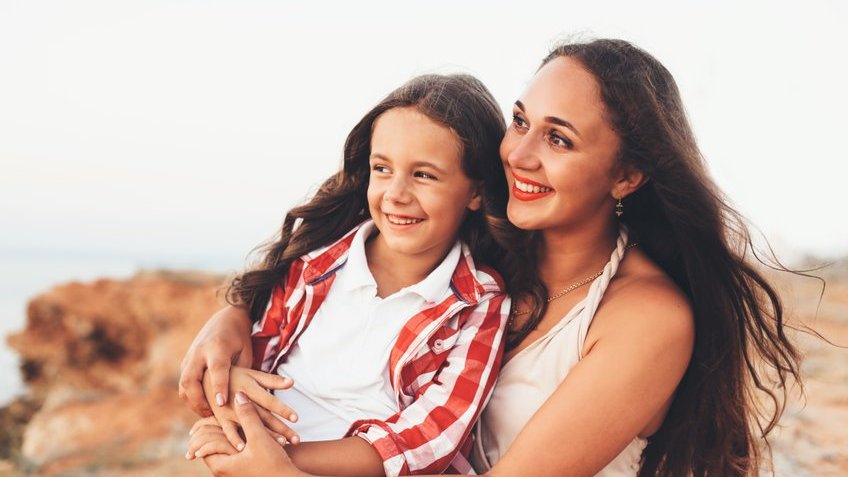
[538, 219, 620, 291]
[364, 233, 454, 298]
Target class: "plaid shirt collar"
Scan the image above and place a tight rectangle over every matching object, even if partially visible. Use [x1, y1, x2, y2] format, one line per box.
[299, 220, 493, 304]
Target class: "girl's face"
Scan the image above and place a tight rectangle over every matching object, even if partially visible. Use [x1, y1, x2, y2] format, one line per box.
[501, 56, 624, 233]
[367, 107, 481, 262]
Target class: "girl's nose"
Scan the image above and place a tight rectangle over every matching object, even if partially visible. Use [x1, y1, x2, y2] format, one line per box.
[383, 176, 412, 204]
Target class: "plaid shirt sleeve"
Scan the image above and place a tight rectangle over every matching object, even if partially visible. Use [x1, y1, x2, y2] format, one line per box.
[347, 292, 511, 476]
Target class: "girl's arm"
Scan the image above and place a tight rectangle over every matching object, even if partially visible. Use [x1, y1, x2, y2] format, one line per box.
[344, 292, 511, 475]
[196, 292, 510, 477]
[193, 393, 375, 477]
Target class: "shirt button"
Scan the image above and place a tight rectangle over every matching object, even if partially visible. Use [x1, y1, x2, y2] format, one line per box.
[433, 339, 445, 351]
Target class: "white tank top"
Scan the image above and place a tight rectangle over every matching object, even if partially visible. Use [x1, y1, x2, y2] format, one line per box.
[471, 227, 647, 476]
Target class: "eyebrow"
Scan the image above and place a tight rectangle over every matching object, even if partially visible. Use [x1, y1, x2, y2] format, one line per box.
[370, 153, 449, 175]
[515, 100, 582, 139]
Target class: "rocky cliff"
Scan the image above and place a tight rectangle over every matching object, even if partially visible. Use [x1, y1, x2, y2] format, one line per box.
[2, 271, 225, 477]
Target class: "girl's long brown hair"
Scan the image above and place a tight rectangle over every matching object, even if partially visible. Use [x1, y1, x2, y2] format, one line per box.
[227, 74, 513, 323]
[507, 39, 802, 476]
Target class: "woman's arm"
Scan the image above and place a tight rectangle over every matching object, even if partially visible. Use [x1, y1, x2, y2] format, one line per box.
[179, 305, 253, 416]
[486, 281, 694, 477]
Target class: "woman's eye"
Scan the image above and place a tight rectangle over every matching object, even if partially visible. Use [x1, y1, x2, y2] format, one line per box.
[414, 171, 437, 180]
[548, 132, 573, 149]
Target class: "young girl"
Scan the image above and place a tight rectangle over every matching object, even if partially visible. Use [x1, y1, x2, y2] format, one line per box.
[182, 74, 514, 476]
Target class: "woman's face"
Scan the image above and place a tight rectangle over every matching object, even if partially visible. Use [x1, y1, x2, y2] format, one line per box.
[501, 56, 623, 233]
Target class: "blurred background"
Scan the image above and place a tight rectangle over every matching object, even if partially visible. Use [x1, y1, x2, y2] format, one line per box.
[1, 1, 846, 476]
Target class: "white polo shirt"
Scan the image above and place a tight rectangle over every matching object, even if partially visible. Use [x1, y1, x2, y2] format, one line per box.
[275, 221, 462, 442]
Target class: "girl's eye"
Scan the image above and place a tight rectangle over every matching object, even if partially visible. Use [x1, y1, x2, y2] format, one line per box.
[414, 171, 437, 180]
[548, 132, 573, 149]
[511, 114, 529, 131]
[372, 164, 390, 174]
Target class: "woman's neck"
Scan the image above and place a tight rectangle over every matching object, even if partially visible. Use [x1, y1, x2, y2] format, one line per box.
[538, 219, 620, 291]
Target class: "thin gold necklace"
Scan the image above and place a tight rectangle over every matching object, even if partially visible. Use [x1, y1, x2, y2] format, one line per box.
[511, 243, 637, 318]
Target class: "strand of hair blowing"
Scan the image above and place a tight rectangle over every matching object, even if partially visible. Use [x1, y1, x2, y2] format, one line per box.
[229, 169, 370, 323]
[539, 40, 801, 477]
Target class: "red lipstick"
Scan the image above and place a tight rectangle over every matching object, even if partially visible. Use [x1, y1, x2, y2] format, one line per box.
[511, 172, 554, 202]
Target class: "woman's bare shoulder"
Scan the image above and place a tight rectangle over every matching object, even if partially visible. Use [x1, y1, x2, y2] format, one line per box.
[587, 249, 694, 353]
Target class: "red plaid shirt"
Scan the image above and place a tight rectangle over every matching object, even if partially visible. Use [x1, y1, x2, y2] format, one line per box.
[250, 222, 510, 475]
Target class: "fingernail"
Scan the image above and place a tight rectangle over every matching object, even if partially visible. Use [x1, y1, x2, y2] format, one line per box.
[281, 377, 291, 385]
[188, 428, 194, 436]
[290, 435, 300, 445]
[235, 391, 249, 405]
[236, 442, 245, 451]
[185, 451, 192, 460]
[195, 451, 202, 458]
[216, 393, 225, 406]
[289, 413, 298, 422]
[276, 437, 286, 445]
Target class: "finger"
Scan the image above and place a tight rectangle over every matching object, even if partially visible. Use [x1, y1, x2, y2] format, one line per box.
[266, 429, 289, 447]
[234, 392, 275, 443]
[207, 355, 235, 407]
[246, 368, 294, 391]
[221, 419, 246, 451]
[187, 424, 226, 460]
[194, 439, 238, 458]
[189, 416, 220, 436]
[244, 384, 299, 424]
[179, 361, 213, 417]
[256, 406, 300, 445]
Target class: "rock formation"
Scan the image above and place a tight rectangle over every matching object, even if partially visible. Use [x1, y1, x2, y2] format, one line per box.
[3, 271, 226, 476]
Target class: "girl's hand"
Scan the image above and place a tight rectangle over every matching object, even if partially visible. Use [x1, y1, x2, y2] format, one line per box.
[202, 392, 308, 477]
[179, 305, 253, 417]
[202, 366, 301, 449]
[188, 416, 290, 457]
[188, 417, 239, 459]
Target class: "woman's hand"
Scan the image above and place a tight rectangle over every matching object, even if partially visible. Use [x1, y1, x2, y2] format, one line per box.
[180, 305, 253, 417]
[195, 392, 309, 477]
[201, 366, 301, 449]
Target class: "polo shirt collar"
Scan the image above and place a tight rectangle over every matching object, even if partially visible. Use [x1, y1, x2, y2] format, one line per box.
[339, 221, 462, 303]
[339, 221, 379, 293]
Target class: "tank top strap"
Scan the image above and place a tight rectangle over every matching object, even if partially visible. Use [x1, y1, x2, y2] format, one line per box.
[575, 226, 630, 358]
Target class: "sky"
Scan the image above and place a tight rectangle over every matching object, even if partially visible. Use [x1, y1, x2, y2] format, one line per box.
[1, 0, 847, 274]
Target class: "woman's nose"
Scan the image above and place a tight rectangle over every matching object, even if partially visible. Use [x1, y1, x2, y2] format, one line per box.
[504, 133, 541, 171]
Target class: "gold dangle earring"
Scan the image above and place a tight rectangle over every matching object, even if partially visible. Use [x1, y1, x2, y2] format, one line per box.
[615, 197, 624, 217]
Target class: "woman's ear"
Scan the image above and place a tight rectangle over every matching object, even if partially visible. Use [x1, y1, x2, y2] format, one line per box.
[612, 166, 647, 199]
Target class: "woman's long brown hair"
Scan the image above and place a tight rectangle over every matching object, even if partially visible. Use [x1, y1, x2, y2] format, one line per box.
[506, 39, 803, 476]
[227, 74, 512, 323]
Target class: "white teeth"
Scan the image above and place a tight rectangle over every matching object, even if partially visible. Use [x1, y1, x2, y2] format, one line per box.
[515, 179, 551, 193]
[386, 214, 424, 225]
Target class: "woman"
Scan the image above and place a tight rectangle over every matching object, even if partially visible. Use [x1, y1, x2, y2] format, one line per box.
[181, 39, 801, 477]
